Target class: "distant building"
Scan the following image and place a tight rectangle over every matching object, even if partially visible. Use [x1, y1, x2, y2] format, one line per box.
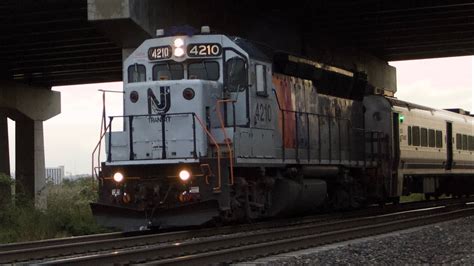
[45, 166, 65, 185]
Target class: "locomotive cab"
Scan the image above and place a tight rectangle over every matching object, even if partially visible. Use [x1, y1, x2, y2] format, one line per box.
[115, 34, 250, 161]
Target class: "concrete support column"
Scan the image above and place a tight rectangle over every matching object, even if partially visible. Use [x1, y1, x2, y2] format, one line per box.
[0, 110, 9, 175]
[0, 81, 60, 207]
[15, 117, 46, 206]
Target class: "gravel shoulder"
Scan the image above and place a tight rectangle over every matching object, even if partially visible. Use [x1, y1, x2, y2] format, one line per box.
[236, 215, 474, 265]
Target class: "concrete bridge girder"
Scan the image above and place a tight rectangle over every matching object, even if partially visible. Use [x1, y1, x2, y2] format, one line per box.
[0, 82, 60, 206]
[88, 0, 396, 92]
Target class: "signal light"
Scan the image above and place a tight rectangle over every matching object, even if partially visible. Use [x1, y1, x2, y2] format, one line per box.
[399, 115, 405, 123]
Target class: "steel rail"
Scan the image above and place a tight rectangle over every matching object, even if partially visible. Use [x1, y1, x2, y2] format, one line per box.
[1, 197, 472, 264]
[0, 232, 122, 252]
[0, 210, 341, 263]
[41, 204, 474, 265]
[153, 207, 474, 265]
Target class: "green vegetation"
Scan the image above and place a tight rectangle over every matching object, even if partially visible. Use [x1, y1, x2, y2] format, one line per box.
[0, 173, 13, 186]
[0, 175, 111, 244]
[0, 173, 13, 207]
[400, 193, 426, 203]
[400, 193, 450, 203]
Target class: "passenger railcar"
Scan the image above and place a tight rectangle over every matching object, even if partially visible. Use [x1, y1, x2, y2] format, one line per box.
[91, 26, 474, 230]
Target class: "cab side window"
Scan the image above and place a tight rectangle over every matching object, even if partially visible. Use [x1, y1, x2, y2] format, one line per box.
[128, 64, 146, 83]
[256, 64, 268, 96]
[225, 57, 247, 91]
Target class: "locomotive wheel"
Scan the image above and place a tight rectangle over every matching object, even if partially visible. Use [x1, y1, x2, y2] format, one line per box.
[391, 197, 400, 205]
[425, 193, 431, 200]
[330, 187, 351, 210]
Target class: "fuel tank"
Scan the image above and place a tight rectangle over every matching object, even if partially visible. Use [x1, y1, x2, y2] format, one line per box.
[269, 178, 327, 217]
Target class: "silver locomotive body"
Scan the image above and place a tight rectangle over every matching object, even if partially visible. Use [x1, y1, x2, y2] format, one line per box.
[91, 29, 474, 231]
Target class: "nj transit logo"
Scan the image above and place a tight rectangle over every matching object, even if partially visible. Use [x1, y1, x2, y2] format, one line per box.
[147, 86, 171, 114]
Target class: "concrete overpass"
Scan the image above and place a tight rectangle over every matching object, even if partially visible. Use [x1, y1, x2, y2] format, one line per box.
[1, 0, 473, 204]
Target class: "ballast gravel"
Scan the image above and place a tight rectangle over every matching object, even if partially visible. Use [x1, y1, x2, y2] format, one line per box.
[236, 215, 474, 265]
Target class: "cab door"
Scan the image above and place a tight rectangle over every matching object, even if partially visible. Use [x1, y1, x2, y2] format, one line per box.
[223, 48, 249, 127]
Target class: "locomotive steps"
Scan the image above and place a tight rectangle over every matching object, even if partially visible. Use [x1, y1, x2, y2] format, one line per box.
[1, 198, 473, 265]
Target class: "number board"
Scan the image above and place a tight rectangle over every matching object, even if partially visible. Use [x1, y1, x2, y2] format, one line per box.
[187, 43, 222, 57]
[148, 46, 172, 60]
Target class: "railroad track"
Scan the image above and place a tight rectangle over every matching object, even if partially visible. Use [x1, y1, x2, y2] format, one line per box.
[1, 197, 473, 264]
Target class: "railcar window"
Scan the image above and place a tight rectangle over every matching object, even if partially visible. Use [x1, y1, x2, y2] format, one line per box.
[128, 64, 146, 83]
[462, 134, 468, 150]
[435, 130, 442, 148]
[188, 61, 219, 80]
[153, 63, 184, 80]
[412, 126, 420, 146]
[456, 134, 462, 150]
[428, 129, 435, 147]
[407, 126, 412, 145]
[421, 128, 428, 147]
[469, 136, 474, 151]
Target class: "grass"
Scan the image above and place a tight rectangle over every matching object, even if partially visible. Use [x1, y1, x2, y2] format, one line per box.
[0, 175, 111, 244]
[400, 192, 451, 203]
[400, 193, 426, 203]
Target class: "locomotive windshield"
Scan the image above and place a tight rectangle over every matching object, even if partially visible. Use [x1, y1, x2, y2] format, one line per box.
[152, 62, 184, 80]
[188, 61, 219, 80]
[128, 60, 221, 82]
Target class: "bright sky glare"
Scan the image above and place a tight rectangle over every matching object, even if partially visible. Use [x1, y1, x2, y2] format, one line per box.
[7, 56, 474, 176]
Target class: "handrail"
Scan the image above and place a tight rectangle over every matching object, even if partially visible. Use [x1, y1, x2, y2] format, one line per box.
[91, 89, 123, 188]
[104, 112, 223, 192]
[108, 112, 198, 118]
[193, 114, 223, 192]
[91, 122, 111, 182]
[272, 88, 386, 165]
[216, 99, 236, 186]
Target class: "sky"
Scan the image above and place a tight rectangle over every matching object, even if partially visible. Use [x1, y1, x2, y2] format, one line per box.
[7, 56, 474, 176]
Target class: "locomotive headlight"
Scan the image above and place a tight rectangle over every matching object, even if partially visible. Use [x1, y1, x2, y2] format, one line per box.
[174, 47, 185, 57]
[178, 170, 191, 182]
[173, 38, 184, 48]
[113, 172, 124, 183]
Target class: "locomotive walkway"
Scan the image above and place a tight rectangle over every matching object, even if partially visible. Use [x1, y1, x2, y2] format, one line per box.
[1, 197, 473, 265]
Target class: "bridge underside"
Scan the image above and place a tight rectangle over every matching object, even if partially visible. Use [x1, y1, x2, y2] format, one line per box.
[0, 0, 472, 87]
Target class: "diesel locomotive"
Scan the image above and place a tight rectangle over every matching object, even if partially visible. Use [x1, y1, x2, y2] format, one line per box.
[91, 26, 474, 231]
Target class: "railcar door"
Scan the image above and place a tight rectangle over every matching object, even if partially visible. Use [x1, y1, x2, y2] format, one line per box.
[446, 122, 453, 170]
[392, 113, 400, 170]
